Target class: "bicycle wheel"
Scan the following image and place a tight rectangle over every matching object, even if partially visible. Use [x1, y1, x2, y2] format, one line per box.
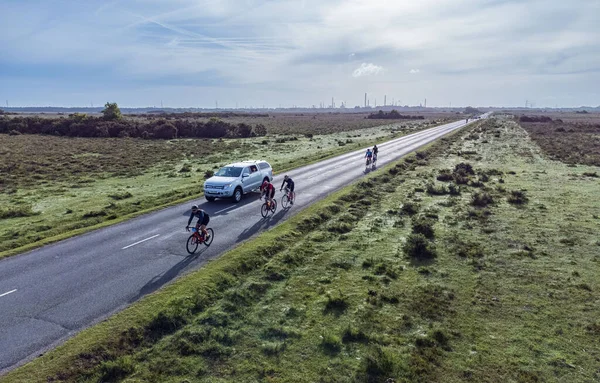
[261, 203, 269, 218]
[271, 199, 277, 213]
[281, 194, 289, 209]
[204, 228, 214, 247]
[186, 235, 199, 254]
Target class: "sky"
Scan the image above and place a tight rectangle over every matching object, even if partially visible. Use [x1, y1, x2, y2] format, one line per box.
[1, 0, 599, 108]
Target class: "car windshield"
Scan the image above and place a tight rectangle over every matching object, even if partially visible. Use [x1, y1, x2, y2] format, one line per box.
[214, 166, 243, 177]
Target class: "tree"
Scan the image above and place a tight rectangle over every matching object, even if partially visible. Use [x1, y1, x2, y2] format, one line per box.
[102, 102, 122, 121]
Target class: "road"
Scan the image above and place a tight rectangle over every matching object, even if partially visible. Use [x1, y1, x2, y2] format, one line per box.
[0, 116, 484, 373]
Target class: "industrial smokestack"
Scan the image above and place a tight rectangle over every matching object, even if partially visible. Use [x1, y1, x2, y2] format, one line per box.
[364, 93, 367, 108]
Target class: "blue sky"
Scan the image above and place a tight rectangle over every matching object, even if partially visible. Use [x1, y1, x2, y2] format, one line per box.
[1, 0, 599, 108]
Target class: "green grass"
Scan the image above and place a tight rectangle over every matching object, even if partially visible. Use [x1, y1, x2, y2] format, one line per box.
[5, 116, 598, 382]
[0, 119, 435, 258]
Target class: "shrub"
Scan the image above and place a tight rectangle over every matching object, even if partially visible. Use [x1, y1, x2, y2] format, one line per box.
[98, 356, 134, 381]
[101, 102, 122, 121]
[362, 347, 398, 380]
[324, 292, 349, 314]
[454, 162, 474, 175]
[426, 183, 449, 195]
[437, 170, 453, 182]
[471, 192, 494, 207]
[0, 205, 39, 219]
[401, 202, 419, 216]
[179, 163, 192, 173]
[261, 341, 286, 356]
[321, 333, 342, 354]
[108, 191, 133, 200]
[403, 233, 437, 260]
[342, 326, 369, 343]
[411, 217, 435, 239]
[204, 170, 214, 179]
[8, 129, 21, 136]
[507, 190, 528, 205]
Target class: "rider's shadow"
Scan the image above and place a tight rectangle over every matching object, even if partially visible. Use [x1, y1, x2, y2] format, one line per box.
[131, 252, 201, 302]
[236, 208, 290, 242]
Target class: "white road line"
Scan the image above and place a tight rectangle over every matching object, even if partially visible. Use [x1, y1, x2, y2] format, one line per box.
[122, 234, 160, 250]
[0, 289, 17, 298]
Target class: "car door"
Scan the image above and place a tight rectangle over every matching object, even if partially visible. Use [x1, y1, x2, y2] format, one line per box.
[247, 165, 262, 190]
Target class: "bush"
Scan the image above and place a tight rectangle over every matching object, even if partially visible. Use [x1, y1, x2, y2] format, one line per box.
[507, 190, 528, 205]
[437, 170, 453, 182]
[108, 191, 133, 200]
[101, 102, 122, 121]
[401, 202, 419, 216]
[321, 333, 342, 354]
[454, 162, 474, 175]
[8, 129, 21, 136]
[471, 192, 494, 207]
[204, 170, 214, 179]
[324, 292, 349, 314]
[426, 183, 449, 195]
[403, 233, 437, 260]
[0, 205, 39, 219]
[362, 347, 398, 380]
[411, 217, 435, 239]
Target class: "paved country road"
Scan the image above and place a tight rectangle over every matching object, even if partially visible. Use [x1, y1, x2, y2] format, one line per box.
[0, 115, 486, 374]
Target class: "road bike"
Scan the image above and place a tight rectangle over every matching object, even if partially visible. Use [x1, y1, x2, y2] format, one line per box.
[261, 197, 277, 218]
[365, 157, 372, 167]
[281, 187, 295, 209]
[186, 226, 214, 254]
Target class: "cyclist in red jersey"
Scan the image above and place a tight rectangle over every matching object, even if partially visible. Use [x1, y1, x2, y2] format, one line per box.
[260, 180, 276, 206]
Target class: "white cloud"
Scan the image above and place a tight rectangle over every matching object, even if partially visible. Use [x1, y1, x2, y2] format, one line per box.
[352, 63, 384, 78]
[1, 0, 599, 107]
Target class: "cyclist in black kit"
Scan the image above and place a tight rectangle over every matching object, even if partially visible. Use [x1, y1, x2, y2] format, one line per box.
[280, 175, 295, 204]
[373, 145, 379, 163]
[186, 205, 210, 240]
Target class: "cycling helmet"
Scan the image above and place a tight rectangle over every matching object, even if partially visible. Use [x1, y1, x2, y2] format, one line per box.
[261, 180, 269, 190]
[284, 175, 289, 180]
[191, 205, 198, 210]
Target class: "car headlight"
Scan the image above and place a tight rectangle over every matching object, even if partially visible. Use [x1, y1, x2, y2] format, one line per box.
[224, 183, 232, 189]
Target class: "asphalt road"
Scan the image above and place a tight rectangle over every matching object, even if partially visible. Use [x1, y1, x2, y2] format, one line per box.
[0, 116, 486, 373]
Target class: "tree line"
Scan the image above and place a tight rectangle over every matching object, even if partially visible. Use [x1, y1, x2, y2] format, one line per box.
[366, 110, 425, 120]
[0, 103, 267, 139]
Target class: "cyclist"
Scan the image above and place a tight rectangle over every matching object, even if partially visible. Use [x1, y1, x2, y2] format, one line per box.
[186, 205, 210, 240]
[365, 148, 373, 166]
[373, 145, 379, 163]
[260, 180, 276, 207]
[280, 175, 295, 205]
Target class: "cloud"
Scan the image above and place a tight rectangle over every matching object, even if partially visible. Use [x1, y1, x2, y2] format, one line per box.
[0, 0, 599, 107]
[352, 63, 384, 77]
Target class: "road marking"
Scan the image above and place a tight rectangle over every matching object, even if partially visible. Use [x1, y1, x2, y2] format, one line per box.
[0, 289, 17, 298]
[122, 234, 160, 250]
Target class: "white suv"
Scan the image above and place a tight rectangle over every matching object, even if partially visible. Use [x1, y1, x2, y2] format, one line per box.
[204, 160, 274, 203]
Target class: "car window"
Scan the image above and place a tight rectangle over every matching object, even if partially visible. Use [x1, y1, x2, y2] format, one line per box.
[214, 166, 243, 177]
[250, 165, 258, 173]
[259, 162, 270, 170]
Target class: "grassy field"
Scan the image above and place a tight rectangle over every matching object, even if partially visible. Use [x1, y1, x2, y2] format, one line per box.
[517, 113, 600, 166]
[4, 115, 598, 382]
[0, 117, 442, 257]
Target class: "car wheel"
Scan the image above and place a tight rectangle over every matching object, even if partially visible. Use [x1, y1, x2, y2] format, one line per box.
[205, 197, 216, 202]
[232, 187, 243, 203]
